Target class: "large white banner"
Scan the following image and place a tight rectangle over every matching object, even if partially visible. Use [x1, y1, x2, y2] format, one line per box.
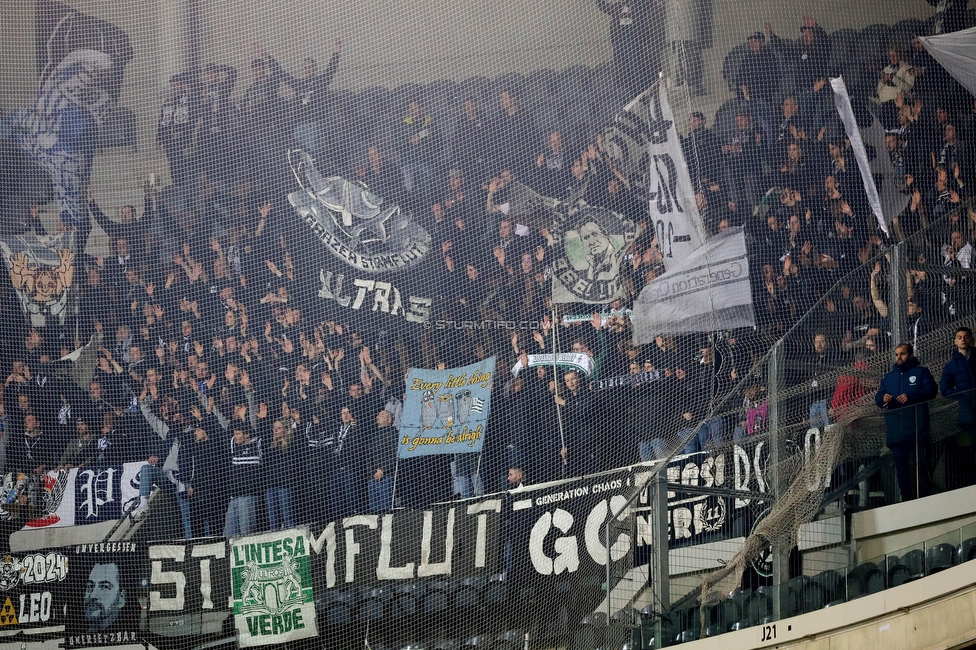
[631, 228, 754, 341]
[605, 81, 707, 271]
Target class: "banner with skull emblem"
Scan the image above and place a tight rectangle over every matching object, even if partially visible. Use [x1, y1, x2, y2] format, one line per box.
[398, 358, 495, 458]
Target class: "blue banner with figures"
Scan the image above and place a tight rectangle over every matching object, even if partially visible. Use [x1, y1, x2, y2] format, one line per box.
[398, 358, 495, 458]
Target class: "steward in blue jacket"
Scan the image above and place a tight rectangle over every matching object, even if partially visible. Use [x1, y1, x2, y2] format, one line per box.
[940, 328, 976, 430]
[875, 343, 937, 500]
[939, 327, 976, 489]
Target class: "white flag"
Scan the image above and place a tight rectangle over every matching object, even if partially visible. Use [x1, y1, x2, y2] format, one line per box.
[631, 228, 754, 341]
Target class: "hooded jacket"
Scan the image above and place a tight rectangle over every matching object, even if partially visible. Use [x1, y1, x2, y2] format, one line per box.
[940, 350, 976, 426]
[875, 357, 937, 446]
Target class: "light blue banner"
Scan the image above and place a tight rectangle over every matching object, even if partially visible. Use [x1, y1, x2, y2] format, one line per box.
[397, 358, 495, 458]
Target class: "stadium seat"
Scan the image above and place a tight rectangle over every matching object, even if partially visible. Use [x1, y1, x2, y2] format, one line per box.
[431, 640, 459, 650]
[705, 623, 724, 637]
[574, 613, 608, 650]
[484, 572, 508, 605]
[359, 586, 391, 622]
[848, 562, 885, 598]
[813, 570, 845, 604]
[399, 644, 429, 650]
[454, 575, 486, 608]
[493, 71, 526, 95]
[390, 583, 422, 619]
[674, 629, 698, 644]
[462, 635, 490, 647]
[423, 581, 456, 614]
[925, 543, 956, 575]
[957, 537, 976, 563]
[322, 588, 357, 626]
[729, 620, 752, 631]
[493, 630, 523, 650]
[747, 588, 773, 624]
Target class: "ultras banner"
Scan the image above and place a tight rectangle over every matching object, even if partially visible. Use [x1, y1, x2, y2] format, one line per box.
[144, 539, 231, 639]
[3, 462, 148, 533]
[398, 358, 495, 458]
[288, 150, 437, 330]
[230, 529, 318, 646]
[603, 81, 707, 271]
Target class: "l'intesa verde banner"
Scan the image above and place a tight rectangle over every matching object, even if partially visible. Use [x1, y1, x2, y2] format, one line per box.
[398, 358, 495, 458]
[230, 529, 317, 647]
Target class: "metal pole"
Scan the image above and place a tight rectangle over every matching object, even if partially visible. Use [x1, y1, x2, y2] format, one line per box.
[890, 243, 907, 348]
[768, 341, 790, 619]
[650, 471, 670, 641]
[550, 306, 568, 474]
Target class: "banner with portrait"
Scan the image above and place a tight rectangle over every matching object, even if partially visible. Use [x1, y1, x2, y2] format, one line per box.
[550, 200, 640, 304]
[65, 542, 141, 648]
[230, 528, 318, 646]
[398, 358, 495, 458]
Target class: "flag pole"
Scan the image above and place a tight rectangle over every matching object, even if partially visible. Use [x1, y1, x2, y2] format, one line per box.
[551, 303, 568, 475]
[390, 459, 399, 510]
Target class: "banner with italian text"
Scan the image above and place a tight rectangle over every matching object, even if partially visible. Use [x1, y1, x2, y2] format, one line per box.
[231, 529, 318, 646]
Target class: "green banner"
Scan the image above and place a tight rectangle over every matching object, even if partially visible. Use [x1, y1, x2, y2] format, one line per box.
[230, 529, 317, 646]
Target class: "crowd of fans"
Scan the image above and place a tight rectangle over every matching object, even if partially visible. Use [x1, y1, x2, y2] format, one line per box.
[0, 6, 975, 540]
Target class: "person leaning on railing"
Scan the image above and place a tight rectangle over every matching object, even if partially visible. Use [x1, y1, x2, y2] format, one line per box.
[875, 342, 938, 501]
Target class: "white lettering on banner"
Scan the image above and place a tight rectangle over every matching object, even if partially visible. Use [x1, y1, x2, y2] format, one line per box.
[417, 508, 455, 577]
[318, 270, 432, 323]
[308, 522, 337, 588]
[192, 542, 225, 610]
[804, 427, 832, 491]
[377, 514, 415, 580]
[17, 592, 52, 623]
[148, 542, 227, 613]
[644, 83, 706, 269]
[583, 496, 631, 565]
[77, 467, 116, 519]
[529, 509, 580, 576]
[150, 545, 186, 611]
[466, 500, 502, 569]
[343, 515, 378, 583]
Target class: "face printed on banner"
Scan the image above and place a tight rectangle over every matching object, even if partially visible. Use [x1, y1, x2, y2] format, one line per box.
[84, 562, 126, 632]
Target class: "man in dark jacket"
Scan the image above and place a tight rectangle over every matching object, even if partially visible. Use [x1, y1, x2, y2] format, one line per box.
[875, 343, 938, 500]
[940, 327, 976, 489]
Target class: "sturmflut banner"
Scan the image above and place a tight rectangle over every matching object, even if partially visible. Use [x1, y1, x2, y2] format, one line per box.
[398, 358, 495, 458]
[632, 227, 754, 341]
[231, 529, 318, 646]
